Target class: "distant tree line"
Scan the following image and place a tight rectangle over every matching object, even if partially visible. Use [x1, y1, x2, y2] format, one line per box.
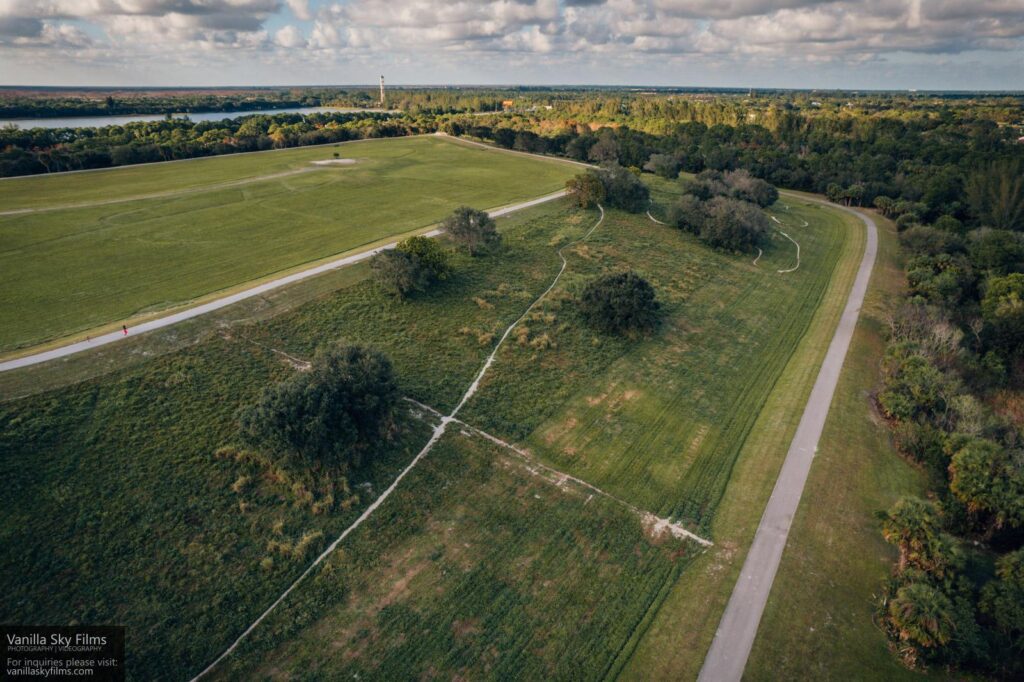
[456, 105, 1023, 232]
[0, 89, 332, 119]
[0, 111, 423, 176]
[7, 92, 1023, 240]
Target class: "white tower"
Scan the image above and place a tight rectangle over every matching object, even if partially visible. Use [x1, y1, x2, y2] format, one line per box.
[379, 75, 385, 107]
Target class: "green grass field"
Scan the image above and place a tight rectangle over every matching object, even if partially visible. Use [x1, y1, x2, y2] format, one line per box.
[0, 135, 575, 353]
[213, 429, 696, 680]
[0, 173, 866, 679]
[460, 180, 849, 533]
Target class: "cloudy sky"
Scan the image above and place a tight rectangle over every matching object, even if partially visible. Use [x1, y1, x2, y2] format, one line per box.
[1, 0, 1022, 89]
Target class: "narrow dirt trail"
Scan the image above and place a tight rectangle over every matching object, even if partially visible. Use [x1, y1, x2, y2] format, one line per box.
[191, 206, 606, 680]
[770, 215, 801, 273]
[646, 209, 667, 225]
[403, 397, 712, 547]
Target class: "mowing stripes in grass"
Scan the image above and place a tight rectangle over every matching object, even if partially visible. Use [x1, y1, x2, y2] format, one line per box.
[211, 432, 697, 680]
[405, 397, 712, 546]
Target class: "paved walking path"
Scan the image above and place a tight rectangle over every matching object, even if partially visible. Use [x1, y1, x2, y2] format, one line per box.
[696, 198, 878, 682]
[0, 189, 568, 373]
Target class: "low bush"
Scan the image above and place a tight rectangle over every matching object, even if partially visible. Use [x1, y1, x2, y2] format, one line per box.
[578, 271, 660, 334]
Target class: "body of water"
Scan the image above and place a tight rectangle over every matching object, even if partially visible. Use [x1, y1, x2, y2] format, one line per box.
[0, 106, 393, 130]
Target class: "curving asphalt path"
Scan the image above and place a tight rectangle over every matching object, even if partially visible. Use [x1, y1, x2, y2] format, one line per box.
[697, 198, 878, 682]
[0, 189, 568, 373]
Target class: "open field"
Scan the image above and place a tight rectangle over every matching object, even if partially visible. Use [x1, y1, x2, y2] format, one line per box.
[0, 135, 576, 352]
[1, 175, 864, 679]
[212, 428, 697, 680]
[460, 179, 849, 533]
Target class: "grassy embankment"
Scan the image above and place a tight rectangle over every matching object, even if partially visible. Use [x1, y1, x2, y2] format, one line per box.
[619, 187, 870, 679]
[2, 175, 857, 679]
[744, 212, 937, 680]
[0, 135, 575, 353]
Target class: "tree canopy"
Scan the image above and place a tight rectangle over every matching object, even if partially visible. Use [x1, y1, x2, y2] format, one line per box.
[441, 206, 501, 255]
[595, 164, 650, 213]
[239, 343, 399, 467]
[566, 171, 606, 209]
[578, 271, 660, 334]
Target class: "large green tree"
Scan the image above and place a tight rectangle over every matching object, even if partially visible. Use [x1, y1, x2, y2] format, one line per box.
[596, 164, 650, 213]
[966, 161, 1024, 231]
[949, 437, 1024, 529]
[565, 171, 606, 209]
[441, 206, 501, 256]
[371, 249, 428, 298]
[239, 344, 399, 467]
[888, 581, 956, 649]
[982, 273, 1024, 356]
[880, 497, 950, 575]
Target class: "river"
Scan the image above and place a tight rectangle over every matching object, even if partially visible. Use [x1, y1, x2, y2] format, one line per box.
[0, 106, 393, 130]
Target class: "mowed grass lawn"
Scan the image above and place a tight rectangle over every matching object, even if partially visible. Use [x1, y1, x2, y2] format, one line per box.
[744, 213, 938, 680]
[0, 135, 575, 352]
[1, 182, 861, 679]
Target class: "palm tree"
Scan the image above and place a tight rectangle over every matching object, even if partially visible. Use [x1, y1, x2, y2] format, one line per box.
[880, 497, 940, 574]
[888, 582, 956, 648]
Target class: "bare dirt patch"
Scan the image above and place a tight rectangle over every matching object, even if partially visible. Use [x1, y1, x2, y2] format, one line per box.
[311, 159, 358, 166]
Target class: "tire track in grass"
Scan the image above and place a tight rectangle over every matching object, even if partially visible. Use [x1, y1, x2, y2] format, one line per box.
[191, 205, 607, 680]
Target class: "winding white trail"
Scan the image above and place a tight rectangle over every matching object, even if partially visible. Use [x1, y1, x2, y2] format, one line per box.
[0, 189, 569, 373]
[752, 248, 763, 266]
[646, 209, 667, 225]
[191, 206, 605, 680]
[770, 215, 801, 273]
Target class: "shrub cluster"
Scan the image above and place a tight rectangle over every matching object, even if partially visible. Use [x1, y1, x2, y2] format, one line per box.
[566, 164, 649, 213]
[238, 343, 399, 468]
[874, 185, 1024, 674]
[663, 171, 774, 253]
[371, 235, 452, 298]
[578, 271, 660, 335]
[441, 206, 501, 256]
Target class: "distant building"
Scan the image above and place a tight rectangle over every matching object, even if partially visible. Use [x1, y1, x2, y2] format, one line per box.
[501, 99, 515, 110]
